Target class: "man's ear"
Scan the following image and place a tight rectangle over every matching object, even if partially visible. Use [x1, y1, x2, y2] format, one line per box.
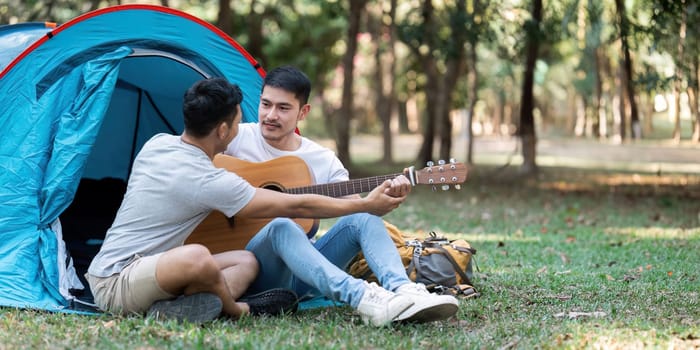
[216, 121, 229, 140]
[298, 104, 311, 122]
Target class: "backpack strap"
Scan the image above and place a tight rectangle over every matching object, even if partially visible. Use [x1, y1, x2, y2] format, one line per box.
[404, 239, 423, 281]
[433, 244, 473, 286]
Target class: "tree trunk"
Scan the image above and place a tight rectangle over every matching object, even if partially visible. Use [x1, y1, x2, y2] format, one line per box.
[415, 0, 437, 165]
[417, 61, 439, 165]
[245, 0, 266, 67]
[642, 92, 655, 136]
[672, 0, 687, 143]
[89, 0, 102, 11]
[370, 0, 397, 164]
[574, 95, 586, 137]
[620, 19, 640, 139]
[465, 43, 478, 165]
[494, 90, 505, 136]
[438, 58, 465, 161]
[398, 101, 410, 133]
[375, 54, 394, 164]
[518, 0, 542, 175]
[691, 56, 700, 143]
[600, 48, 613, 138]
[615, 58, 627, 142]
[593, 47, 603, 138]
[614, 0, 633, 141]
[337, 0, 367, 165]
[316, 86, 336, 137]
[217, 0, 232, 35]
[416, 0, 467, 164]
[689, 84, 698, 142]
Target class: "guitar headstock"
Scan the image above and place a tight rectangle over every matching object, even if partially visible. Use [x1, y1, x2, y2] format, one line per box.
[410, 159, 468, 191]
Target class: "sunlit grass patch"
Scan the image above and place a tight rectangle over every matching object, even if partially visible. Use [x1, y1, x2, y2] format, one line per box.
[604, 226, 699, 240]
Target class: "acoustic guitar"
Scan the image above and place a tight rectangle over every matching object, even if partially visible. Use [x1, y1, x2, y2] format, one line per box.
[186, 154, 468, 253]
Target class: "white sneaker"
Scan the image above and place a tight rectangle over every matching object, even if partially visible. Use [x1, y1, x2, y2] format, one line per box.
[394, 283, 459, 323]
[356, 282, 414, 327]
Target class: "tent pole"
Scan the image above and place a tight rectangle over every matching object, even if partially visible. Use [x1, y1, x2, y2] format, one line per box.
[128, 88, 143, 178]
[143, 90, 177, 134]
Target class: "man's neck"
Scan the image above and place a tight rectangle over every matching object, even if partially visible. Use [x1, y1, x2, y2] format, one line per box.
[181, 133, 217, 160]
[265, 133, 302, 152]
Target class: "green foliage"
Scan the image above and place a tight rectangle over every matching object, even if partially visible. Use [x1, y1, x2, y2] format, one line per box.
[225, 0, 346, 96]
[0, 0, 121, 24]
[2, 0, 699, 144]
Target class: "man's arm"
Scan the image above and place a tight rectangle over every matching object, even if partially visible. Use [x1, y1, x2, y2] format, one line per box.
[236, 176, 410, 219]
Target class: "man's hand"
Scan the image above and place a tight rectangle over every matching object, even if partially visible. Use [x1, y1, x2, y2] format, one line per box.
[363, 179, 410, 216]
[384, 172, 412, 198]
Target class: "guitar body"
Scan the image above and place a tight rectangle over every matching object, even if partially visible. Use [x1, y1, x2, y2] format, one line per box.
[186, 154, 467, 254]
[186, 155, 319, 253]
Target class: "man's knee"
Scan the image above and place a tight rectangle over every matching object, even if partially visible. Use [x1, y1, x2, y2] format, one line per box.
[175, 244, 220, 277]
[238, 250, 259, 274]
[266, 218, 307, 239]
[337, 213, 382, 230]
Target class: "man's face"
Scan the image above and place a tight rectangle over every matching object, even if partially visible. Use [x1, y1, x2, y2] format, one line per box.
[218, 105, 242, 153]
[258, 86, 307, 144]
[227, 105, 242, 144]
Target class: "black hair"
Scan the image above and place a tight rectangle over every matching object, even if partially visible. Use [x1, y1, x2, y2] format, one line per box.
[183, 77, 243, 138]
[263, 65, 311, 105]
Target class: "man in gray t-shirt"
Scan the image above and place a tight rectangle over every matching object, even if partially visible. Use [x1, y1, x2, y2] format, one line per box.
[86, 77, 413, 325]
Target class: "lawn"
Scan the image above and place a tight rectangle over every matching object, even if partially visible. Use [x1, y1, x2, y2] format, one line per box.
[1, 165, 698, 349]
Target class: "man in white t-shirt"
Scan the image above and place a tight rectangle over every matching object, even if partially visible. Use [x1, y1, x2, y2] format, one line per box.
[225, 66, 459, 324]
[87, 77, 413, 326]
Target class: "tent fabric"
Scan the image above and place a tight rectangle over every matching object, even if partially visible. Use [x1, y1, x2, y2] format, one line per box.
[0, 5, 265, 312]
[0, 22, 55, 71]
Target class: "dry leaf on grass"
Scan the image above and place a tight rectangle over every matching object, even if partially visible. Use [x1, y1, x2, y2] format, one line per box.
[554, 311, 607, 319]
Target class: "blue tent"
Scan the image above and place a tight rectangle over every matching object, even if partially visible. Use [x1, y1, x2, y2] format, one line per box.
[0, 5, 264, 312]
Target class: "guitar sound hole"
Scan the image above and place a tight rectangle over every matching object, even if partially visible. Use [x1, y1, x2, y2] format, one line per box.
[261, 184, 284, 192]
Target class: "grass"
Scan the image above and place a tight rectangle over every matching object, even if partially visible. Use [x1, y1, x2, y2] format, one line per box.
[1, 165, 699, 349]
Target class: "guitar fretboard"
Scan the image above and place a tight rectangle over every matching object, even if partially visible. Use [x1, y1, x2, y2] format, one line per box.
[284, 173, 404, 198]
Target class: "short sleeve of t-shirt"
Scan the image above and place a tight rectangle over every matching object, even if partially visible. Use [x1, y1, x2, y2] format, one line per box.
[195, 166, 256, 218]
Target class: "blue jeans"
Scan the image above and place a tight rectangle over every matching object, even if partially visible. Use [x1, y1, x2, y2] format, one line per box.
[244, 213, 412, 308]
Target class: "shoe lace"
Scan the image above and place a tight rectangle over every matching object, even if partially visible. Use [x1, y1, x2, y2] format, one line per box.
[364, 282, 392, 304]
[401, 282, 430, 295]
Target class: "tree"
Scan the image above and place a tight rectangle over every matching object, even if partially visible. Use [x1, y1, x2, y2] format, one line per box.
[463, 0, 491, 165]
[614, 0, 640, 140]
[518, 0, 542, 175]
[335, 0, 367, 165]
[642, 0, 698, 142]
[368, 0, 398, 164]
[217, 0, 232, 35]
[398, 0, 469, 165]
[214, 0, 346, 138]
[671, 0, 687, 143]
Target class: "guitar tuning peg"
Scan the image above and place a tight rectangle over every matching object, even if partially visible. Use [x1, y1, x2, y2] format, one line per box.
[454, 184, 461, 190]
[441, 184, 450, 191]
[431, 185, 437, 192]
[426, 161, 434, 167]
[438, 159, 446, 165]
[449, 158, 457, 164]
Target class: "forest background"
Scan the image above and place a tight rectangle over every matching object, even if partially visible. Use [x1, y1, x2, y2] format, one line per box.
[2, 0, 699, 176]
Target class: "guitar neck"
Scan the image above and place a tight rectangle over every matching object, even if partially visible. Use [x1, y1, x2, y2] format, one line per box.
[283, 173, 404, 198]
